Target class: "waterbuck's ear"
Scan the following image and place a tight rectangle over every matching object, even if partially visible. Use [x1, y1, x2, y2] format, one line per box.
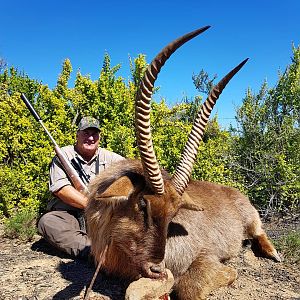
[95, 176, 134, 203]
[180, 192, 204, 211]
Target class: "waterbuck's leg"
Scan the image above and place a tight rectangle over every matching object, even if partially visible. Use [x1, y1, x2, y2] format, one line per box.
[173, 254, 237, 300]
[251, 232, 281, 262]
[247, 219, 281, 262]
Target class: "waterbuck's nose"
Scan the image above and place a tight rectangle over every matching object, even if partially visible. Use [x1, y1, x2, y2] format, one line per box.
[150, 263, 164, 273]
[142, 261, 166, 279]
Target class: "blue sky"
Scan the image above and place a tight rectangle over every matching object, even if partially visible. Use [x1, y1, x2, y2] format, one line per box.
[1, 0, 299, 128]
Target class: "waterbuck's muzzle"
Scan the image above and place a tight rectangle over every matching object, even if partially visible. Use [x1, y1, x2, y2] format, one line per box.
[141, 261, 167, 279]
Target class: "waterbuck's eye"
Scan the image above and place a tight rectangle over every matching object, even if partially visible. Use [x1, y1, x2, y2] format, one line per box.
[139, 197, 153, 228]
[138, 197, 148, 217]
[139, 197, 147, 209]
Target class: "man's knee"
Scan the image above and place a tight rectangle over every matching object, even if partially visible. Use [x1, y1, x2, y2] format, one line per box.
[37, 213, 49, 236]
[37, 211, 90, 258]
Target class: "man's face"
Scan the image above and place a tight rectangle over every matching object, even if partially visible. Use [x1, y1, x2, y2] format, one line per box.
[76, 128, 100, 160]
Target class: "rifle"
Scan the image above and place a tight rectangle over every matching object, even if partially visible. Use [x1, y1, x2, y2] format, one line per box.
[20, 93, 89, 194]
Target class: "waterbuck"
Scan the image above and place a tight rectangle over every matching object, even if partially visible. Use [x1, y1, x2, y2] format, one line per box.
[85, 26, 281, 299]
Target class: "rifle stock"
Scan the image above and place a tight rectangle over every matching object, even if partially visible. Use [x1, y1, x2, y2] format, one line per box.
[20, 93, 88, 194]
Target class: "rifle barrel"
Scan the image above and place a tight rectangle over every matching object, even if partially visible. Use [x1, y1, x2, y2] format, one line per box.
[20, 93, 88, 193]
[20, 93, 58, 145]
[20, 93, 41, 122]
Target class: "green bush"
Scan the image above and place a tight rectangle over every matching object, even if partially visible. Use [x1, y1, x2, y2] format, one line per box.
[231, 45, 300, 212]
[3, 208, 38, 241]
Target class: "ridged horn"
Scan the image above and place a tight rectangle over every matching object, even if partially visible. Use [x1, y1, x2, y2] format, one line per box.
[135, 26, 211, 195]
[171, 58, 249, 195]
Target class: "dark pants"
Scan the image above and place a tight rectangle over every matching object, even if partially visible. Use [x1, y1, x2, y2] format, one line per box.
[37, 210, 91, 258]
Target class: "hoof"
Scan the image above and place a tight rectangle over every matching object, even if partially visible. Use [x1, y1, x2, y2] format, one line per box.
[270, 250, 282, 262]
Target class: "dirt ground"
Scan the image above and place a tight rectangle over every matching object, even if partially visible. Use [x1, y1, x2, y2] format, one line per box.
[0, 215, 299, 300]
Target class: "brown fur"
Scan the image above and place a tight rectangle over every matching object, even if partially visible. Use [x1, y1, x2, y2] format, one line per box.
[85, 159, 280, 299]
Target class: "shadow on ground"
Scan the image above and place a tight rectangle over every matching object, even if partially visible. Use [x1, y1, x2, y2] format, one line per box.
[31, 238, 71, 259]
[30, 238, 130, 299]
[53, 260, 129, 299]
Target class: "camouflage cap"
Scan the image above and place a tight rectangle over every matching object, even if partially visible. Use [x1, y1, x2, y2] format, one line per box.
[77, 116, 100, 131]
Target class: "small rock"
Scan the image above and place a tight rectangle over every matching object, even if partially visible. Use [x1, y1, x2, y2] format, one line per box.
[125, 269, 174, 300]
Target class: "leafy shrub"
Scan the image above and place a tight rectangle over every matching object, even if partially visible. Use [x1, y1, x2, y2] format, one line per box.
[3, 208, 38, 241]
[232, 45, 300, 212]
